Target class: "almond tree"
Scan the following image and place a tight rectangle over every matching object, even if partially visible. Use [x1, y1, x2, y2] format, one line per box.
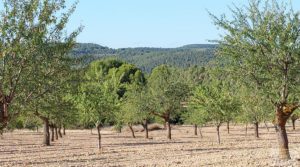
[148, 65, 190, 139]
[0, 0, 82, 131]
[210, 0, 300, 159]
[191, 79, 240, 144]
[237, 86, 273, 138]
[120, 86, 153, 139]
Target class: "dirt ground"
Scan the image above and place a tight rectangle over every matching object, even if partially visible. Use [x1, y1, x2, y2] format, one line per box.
[1, 122, 300, 167]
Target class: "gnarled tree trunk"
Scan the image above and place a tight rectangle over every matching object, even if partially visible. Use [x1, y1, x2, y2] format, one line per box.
[274, 103, 298, 160]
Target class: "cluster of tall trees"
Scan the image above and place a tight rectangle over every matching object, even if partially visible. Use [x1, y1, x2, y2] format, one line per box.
[1, 0, 299, 162]
[70, 43, 216, 73]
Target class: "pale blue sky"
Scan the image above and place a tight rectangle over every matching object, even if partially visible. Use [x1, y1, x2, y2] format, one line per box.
[3, 0, 300, 48]
[67, 0, 250, 48]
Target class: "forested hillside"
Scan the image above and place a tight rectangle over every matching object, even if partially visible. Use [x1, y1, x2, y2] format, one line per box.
[70, 43, 216, 72]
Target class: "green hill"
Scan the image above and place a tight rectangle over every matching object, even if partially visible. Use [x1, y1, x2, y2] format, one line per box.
[70, 43, 217, 72]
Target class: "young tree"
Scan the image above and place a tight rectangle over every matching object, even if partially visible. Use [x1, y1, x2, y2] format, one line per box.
[148, 65, 190, 139]
[210, 0, 300, 159]
[238, 86, 273, 138]
[121, 86, 154, 139]
[191, 79, 240, 144]
[182, 107, 208, 137]
[76, 81, 116, 149]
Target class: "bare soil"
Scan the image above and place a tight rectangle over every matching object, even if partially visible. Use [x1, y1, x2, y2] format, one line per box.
[1, 122, 300, 167]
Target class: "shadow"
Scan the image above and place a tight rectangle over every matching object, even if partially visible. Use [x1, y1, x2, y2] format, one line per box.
[0, 156, 107, 166]
[109, 141, 191, 147]
[185, 146, 264, 152]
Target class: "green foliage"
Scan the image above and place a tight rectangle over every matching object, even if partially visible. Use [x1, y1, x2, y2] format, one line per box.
[76, 59, 146, 128]
[210, 0, 300, 105]
[190, 76, 240, 126]
[70, 43, 216, 73]
[0, 0, 82, 129]
[147, 65, 190, 122]
[236, 85, 273, 124]
[120, 85, 153, 126]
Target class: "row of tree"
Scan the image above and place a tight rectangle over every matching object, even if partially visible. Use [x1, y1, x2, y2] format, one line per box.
[1, 0, 299, 162]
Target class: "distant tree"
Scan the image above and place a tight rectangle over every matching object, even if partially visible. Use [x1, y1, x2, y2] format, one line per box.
[237, 86, 273, 138]
[291, 111, 300, 131]
[210, 0, 300, 159]
[76, 80, 116, 149]
[191, 79, 240, 144]
[182, 107, 208, 137]
[148, 65, 190, 139]
[181, 66, 207, 135]
[121, 85, 154, 139]
[76, 59, 145, 147]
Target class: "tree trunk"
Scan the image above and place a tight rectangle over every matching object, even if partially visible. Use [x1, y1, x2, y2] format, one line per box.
[276, 124, 290, 160]
[0, 101, 9, 132]
[43, 119, 50, 146]
[166, 121, 171, 140]
[90, 128, 93, 134]
[245, 124, 248, 136]
[54, 126, 58, 140]
[128, 125, 135, 138]
[199, 127, 203, 138]
[264, 121, 269, 132]
[275, 104, 294, 160]
[50, 126, 54, 142]
[142, 120, 149, 139]
[194, 124, 198, 136]
[217, 125, 220, 144]
[292, 120, 296, 130]
[97, 124, 101, 149]
[63, 126, 66, 135]
[58, 127, 62, 138]
[226, 121, 230, 134]
[254, 122, 259, 138]
[36, 126, 39, 133]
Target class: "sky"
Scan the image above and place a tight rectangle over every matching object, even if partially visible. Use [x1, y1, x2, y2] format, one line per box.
[2, 0, 300, 48]
[67, 0, 249, 48]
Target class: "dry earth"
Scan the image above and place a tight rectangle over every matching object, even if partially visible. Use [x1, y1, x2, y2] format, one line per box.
[1, 122, 300, 167]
